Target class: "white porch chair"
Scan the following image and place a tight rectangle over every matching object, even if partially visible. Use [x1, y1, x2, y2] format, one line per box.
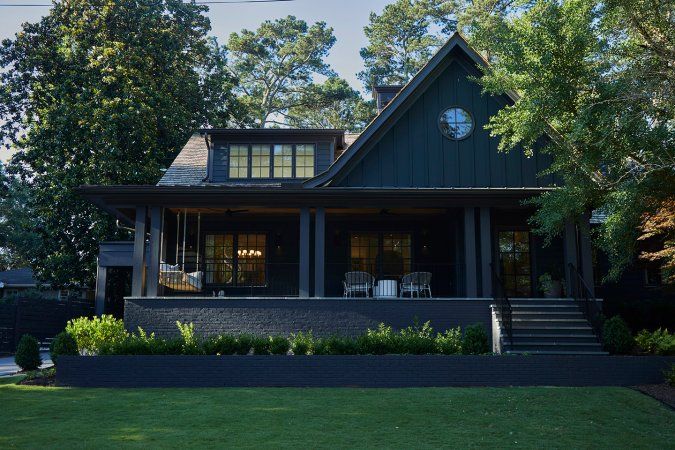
[343, 271, 375, 298]
[400, 272, 432, 298]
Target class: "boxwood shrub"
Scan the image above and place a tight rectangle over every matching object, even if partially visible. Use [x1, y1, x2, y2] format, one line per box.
[15, 334, 41, 371]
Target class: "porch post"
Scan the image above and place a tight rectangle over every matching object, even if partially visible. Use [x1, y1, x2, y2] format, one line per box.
[94, 262, 106, 316]
[563, 218, 578, 297]
[579, 211, 595, 296]
[299, 207, 310, 297]
[479, 207, 492, 297]
[131, 206, 147, 297]
[146, 206, 162, 297]
[314, 207, 325, 297]
[464, 207, 478, 297]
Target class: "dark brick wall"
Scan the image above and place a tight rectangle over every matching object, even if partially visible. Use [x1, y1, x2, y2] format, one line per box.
[57, 355, 675, 388]
[123, 298, 493, 338]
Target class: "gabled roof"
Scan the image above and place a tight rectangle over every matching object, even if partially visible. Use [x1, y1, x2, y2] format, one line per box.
[157, 133, 208, 186]
[0, 268, 38, 287]
[304, 32, 516, 188]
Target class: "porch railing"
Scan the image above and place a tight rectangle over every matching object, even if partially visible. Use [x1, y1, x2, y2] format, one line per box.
[568, 263, 603, 336]
[491, 263, 513, 344]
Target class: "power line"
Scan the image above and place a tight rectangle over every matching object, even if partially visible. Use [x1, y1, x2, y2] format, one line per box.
[0, 0, 299, 6]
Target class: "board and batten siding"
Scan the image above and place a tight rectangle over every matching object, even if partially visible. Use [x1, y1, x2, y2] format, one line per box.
[210, 140, 332, 183]
[335, 58, 559, 188]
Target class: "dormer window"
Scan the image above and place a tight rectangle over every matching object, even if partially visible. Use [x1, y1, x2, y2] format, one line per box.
[227, 143, 315, 179]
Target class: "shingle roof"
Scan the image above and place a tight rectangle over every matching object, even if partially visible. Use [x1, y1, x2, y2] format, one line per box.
[157, 133, 208, 186]
[0, 268, 37, 287]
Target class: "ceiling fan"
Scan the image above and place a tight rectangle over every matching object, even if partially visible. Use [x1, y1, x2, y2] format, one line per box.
[225, 209, 249, 216]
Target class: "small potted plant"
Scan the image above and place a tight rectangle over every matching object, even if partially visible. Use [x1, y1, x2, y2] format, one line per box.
[538, 268, 564, 298]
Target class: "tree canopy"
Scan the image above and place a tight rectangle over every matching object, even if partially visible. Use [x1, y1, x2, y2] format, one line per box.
[0, 0, 238, 286]
[359, 0, 457, 89]
[465, 0, 675, 280]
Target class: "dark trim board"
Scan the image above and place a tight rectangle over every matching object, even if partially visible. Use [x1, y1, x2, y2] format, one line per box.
[56, 355, 675, 388]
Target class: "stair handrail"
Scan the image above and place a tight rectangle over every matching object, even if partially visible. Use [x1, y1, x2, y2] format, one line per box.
[567, 263, 603, 336]
[490, 263, 513, 344]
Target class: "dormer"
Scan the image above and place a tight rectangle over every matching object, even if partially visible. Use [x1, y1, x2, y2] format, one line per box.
[373, 85, 404, 113]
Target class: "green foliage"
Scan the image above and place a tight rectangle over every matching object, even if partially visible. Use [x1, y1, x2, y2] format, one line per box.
[66, 315, 128, 355]
[49, 332, 78, 365]
[635, 329, 675, 356]
[398, 321, 437, 354]
[435, 327, 463, 355]
[0, 0, 237, 286]
[251, 336, 270, 355]
[15, 334, 41, 371]
[461, 324, 490, 355]
[665, 364, 675, 387]
[466, 0, 675, 280]
[357, 323, 398, 355]
[290, 331, 315, 355]
[315, 335, 359, 356]
[176, 321, 202, 355]
[203, 335, 238, 356]
[359, 0, 457, 89]
[268, 336, 290, 355]
[234, 335, 254, 355]
[602, 316, 634, 354]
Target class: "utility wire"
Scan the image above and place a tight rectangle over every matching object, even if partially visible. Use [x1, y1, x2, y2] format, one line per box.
[0, 0, 299, 6]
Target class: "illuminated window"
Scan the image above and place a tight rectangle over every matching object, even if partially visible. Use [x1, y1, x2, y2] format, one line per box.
[273, 144, 293, 178]
[498, 230, 532, 297]
[205, 234, 266, 287]
[251, 144, 270, 178]
[295, 144, 315, 178]
[350, 232, 412, 279]
[228, 144, 249, 178]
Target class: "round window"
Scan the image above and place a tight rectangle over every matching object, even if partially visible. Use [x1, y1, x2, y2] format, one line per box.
[439, 107, 473, 140]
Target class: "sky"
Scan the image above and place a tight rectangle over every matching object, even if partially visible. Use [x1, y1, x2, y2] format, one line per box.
[0, 0, 393, 162]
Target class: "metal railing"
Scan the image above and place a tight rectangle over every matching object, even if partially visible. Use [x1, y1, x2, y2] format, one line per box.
[491, 263, 513, 344]
[568, 263, 603, 336]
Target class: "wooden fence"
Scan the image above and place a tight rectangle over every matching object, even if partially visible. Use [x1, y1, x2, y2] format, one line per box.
[0, 298, 94, 354]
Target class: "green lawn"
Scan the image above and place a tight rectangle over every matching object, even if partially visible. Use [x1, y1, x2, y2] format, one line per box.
[1, 384, 674, 449]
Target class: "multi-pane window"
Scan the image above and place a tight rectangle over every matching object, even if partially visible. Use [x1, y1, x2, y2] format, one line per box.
[350, 232, 412, 279]
[251, 144, 270, 178]
[273, 144, 293, 178]
[498, 230, 532, 297]
[204, 234, 266, 287]
[295, 144, 315, 178]
[228, 144, 249, 178]
[225, 143, 315, 179]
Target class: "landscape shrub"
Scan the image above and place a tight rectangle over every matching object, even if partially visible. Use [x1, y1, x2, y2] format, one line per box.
[602, 316, 634, 354]
[251, 336, 270, 355]
[461, 324, 490, 355]
[269, 336, 290, 355]
[234, 335, 254, 355]
[49, 331, 78, 364]
[635, 328, 675, 355]
[398, 321, 436, 354]
[290, 331, 314, 355]
[66, 315, 127, 355]
[203, 335, 238, 356]
[314, 335, 358, 355]
[665, 364, 675, 387]
[435, 327, 463, 355]
[15, 334, 41, 371]
[176, 321, 202, 355]
[356, 323, 398, 355]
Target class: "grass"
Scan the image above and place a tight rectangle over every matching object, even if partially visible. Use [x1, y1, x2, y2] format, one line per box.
[1, 384, 674, 449]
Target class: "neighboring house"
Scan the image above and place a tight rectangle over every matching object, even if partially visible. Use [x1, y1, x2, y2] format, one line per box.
[0, 268, 90, 301]
[79, 33, 606, 354]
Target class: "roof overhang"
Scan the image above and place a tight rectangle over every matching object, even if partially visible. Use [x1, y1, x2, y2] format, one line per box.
[199, 128, 347, 149]
[78, 185, 553, 224]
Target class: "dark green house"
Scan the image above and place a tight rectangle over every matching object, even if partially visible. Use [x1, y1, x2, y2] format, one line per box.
[81, 33, 603, 354]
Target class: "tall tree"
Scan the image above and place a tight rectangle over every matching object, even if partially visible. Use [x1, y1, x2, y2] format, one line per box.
[359, 0, 458, 89]
[0, 0, 238, 286]
[465, 0, 675, 280]
[287, 77, 375, 131]
[227, 16, 340, 127]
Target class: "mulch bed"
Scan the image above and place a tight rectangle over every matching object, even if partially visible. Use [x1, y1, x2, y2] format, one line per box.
[17, 370, 56, 387]
[634, 384, 675, 409]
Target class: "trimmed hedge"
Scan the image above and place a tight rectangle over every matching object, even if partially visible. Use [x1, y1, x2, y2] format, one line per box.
[15, 334, 41, 371]
[67, 316, 490, 356]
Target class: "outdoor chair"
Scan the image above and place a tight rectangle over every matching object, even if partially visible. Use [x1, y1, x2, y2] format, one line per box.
[400, 272, 432, 298]
[343, 271, 375, 297]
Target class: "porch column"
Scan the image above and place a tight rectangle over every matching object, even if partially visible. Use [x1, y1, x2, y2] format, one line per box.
[464, 207, 478, 297]
[299, 207, 310, 297]
[579, 212, 595, 296]
[146, 206, 162, 297]
[94, 262, 106, 316]
[479, 207, 492, 297]
[563, 218, 578, 297]
[314, 207, 326, 297]
[131, 206, 147, 297]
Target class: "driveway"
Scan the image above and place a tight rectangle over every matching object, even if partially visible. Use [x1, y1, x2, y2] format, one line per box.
[0, 352, 52, 376]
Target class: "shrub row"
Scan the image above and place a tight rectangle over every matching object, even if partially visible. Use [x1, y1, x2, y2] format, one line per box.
[602, 315, 675, 355]
[61, 316, 490, 356]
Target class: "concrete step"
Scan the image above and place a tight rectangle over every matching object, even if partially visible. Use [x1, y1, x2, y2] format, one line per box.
[504, 350, 609, 355]
[507, 342, 604, 352]
[505, 334, 600, 343]
[499, 311, 585, 320]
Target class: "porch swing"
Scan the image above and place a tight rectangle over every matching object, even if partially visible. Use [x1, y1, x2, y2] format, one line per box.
[159, 210, 204, 292]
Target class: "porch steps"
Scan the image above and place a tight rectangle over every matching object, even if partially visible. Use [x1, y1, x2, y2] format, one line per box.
[493, 298, 607, 355]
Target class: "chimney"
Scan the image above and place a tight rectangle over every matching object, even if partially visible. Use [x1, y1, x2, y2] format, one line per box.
[373, 85, 404, 114]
